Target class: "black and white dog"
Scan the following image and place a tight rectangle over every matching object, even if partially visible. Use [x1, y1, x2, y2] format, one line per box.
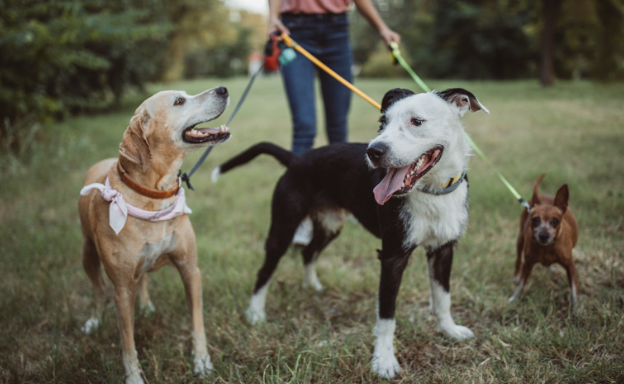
[212, 88, 488, 378]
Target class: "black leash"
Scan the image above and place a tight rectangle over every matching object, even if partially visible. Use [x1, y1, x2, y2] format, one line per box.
[181, 64, 264, 190]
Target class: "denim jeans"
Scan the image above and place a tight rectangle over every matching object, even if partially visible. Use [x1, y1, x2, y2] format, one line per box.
[280, 12, 353, 155]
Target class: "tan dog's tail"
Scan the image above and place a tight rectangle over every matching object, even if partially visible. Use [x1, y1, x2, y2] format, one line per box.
[530, 173, 546, 206]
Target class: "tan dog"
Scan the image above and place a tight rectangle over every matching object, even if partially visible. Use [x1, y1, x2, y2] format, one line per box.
[78, 87, 229, 384]
[509, 173, 579, 312]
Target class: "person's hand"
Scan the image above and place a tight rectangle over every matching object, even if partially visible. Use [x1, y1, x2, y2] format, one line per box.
[379, 27, 400, 46]
[268, 16, 290, 37]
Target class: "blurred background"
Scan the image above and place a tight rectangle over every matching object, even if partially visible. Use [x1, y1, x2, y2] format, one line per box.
[1, 0, 623, 155]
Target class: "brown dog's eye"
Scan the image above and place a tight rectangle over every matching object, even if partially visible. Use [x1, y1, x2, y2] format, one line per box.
[531, 217, 541, 227]
[174, 97, 186, 106]
[550, 218, 560, 227]
[411, 117, 423, 126]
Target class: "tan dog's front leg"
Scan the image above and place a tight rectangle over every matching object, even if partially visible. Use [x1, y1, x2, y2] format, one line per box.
[114, 284, 145, 384]
[173, 248, 212, 377]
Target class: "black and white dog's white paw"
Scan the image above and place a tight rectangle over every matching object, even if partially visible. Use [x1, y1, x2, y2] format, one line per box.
[438, 321, 475, 341]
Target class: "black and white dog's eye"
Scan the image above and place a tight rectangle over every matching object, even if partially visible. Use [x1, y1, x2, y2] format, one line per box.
[411, 117, 423, 126]
[174, 97, 186, 106]
[378, 115, 387, 132]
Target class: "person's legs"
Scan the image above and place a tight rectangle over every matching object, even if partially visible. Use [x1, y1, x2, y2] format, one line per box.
[280, 15, 319, 155]
[318, 13, 352, 145]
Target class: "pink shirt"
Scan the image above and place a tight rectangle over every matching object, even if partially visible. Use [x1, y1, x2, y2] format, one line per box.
[281, 0, 352, 14]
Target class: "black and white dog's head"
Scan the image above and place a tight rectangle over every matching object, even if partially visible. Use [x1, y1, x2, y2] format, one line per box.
[367, 88, 489, 205]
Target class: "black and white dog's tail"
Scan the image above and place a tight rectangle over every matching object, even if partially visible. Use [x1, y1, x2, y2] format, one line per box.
[211, 142, 293, 183]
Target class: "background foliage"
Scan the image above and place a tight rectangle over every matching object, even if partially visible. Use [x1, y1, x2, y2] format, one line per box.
[1, 0, 623, 154]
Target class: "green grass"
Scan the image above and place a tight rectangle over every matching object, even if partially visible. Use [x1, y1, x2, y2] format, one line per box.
[1, 77, 623, 383]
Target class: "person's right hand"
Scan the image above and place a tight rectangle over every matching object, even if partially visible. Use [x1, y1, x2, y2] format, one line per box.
[268, 16, 290, 37]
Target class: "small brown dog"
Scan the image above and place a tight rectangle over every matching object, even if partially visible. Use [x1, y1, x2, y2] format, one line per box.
[79, 87, 229, 384]
[509, 173, 579, 312]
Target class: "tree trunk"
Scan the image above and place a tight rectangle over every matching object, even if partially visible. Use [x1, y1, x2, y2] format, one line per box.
[540, 0, 562, 87]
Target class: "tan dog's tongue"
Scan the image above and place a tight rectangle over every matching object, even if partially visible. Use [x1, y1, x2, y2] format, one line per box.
[373, 165, 411, 205]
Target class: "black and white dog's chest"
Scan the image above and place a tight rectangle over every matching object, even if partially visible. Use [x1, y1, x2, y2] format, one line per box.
[398, 183, 469, 249]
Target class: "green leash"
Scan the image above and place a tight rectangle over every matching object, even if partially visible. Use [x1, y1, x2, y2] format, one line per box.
[389, 42, 530, 211]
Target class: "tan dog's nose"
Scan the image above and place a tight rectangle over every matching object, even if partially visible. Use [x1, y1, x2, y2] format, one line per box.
[215, 86, 228, 96]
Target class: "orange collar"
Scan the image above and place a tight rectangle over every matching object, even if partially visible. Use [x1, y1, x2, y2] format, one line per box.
[117, 162, 180, 199]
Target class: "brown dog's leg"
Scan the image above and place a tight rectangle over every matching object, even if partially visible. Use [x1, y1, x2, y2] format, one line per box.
[563, 259, 579, 313]
[513, 233, 524, 283]
[81, 238, 106, 334]
[137, 275, 155, 314]
[114, 283, 145, 384]
[171, 246, 212, 377]
[509, 260, 535, 303]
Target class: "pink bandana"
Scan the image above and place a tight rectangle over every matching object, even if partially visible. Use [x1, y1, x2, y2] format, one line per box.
[80, 177, 192, 235]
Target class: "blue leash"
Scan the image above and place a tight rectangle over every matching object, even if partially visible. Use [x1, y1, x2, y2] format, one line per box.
[181, 64, 264, 190]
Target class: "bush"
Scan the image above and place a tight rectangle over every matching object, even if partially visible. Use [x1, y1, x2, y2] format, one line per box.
[0, 0, 173, 151]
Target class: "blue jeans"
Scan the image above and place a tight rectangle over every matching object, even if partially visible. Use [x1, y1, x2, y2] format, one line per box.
[280, 12, 353, 155]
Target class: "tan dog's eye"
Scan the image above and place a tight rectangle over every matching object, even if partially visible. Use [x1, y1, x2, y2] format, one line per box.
[531, 217, 541, 227]
[411, 117, 423, 126]
[174, 97, 186, 106]
[550, 218, 560, 227]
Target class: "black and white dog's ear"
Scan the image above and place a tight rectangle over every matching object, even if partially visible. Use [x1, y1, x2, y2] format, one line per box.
[381, 88, 415, 113]
[436, 88, 490, 116]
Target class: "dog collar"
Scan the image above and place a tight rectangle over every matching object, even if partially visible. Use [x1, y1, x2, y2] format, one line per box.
[117, 162, 180, 199]
[417, 171, 466, 196]
[80, 177, 192, 235]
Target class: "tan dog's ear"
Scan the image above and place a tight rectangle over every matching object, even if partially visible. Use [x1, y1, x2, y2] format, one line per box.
[119, 109, 152, 172]
[554, 184, 569, 214]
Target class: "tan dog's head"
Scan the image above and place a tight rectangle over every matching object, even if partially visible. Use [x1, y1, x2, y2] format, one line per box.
[119, 87, 230, 171]
[528, 175, 569, 246]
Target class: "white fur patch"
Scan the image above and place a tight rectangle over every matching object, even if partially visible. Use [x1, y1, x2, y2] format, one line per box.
[211, 166, 221, 183]
[192, 331, 212, 377]
[371, 318, 401, 378]
[81, 316, 100, 334]
[428, 273, 474, 341]
[122, 349, 144, 384]
[401, 183, 468, 249]
[246, 283, 269, 324]
[302, 262, 324, 292]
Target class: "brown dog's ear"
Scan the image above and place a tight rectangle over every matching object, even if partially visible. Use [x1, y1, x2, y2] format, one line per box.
[530, 188, 541, 207]
[119, 108, 152, 172]
[436, 88, 490, 116]
[554, 184, 569, 214]
[530, 173, 546, 207]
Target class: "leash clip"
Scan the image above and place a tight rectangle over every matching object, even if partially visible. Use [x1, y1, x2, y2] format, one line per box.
[179, 170, 194, 191]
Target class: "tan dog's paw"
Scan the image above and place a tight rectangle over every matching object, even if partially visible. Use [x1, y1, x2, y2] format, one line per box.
[193, 355, 213, 377]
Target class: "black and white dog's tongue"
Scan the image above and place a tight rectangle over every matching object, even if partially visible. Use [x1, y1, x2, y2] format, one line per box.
[373, 165, 411, 205]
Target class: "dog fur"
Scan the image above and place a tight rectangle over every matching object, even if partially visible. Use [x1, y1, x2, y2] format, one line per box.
[212, 88, 488, 378]
[78, 87, 230, 384]
[509, 173, 579, 311]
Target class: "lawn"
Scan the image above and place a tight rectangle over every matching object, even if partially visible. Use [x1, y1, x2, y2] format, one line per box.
[0, 77, 623, 383]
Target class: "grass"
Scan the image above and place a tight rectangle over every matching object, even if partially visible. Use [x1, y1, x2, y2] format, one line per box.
[1, 77, 623, 383]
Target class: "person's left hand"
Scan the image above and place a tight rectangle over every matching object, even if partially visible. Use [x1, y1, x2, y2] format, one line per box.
[380, 28, 401, 46]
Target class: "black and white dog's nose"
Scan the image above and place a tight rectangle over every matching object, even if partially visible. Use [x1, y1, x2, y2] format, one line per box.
[215, 86, 228, 97]
[367, 142, 388, 165]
